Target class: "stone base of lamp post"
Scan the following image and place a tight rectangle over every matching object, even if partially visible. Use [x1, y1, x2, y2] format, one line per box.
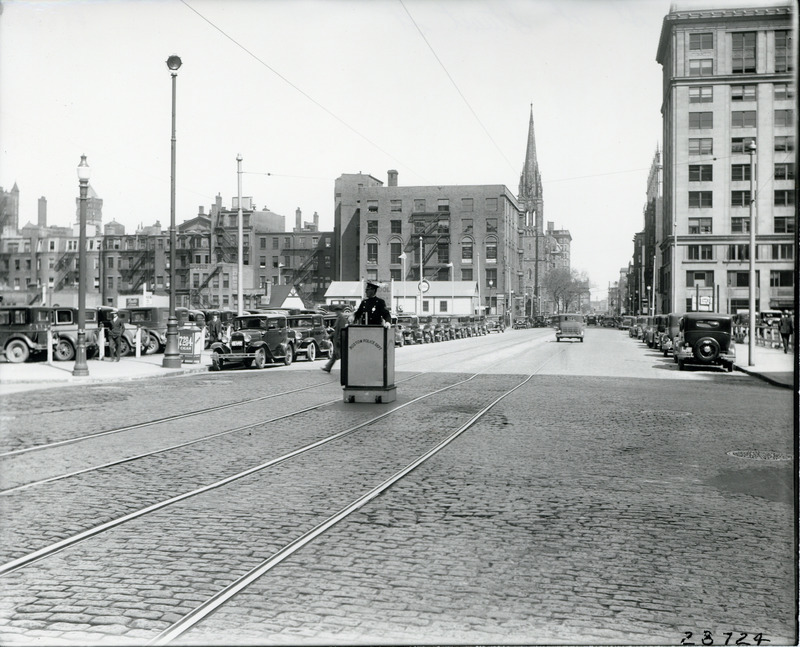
[162, 316, 182, 368]
[72, 329, 89, 376]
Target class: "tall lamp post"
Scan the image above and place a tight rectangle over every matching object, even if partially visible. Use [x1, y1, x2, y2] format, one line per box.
[747, 139, 757, 366]
[237, 154, 244, 315]
[73, 155, 91, 377]
[399, 252, 407, 312]
[162, 54, 183, 368]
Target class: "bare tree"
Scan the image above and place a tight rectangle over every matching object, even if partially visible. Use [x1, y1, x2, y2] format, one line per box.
[542, 268, 591, 313]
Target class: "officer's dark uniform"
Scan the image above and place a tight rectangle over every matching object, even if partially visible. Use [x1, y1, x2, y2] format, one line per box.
[353, 282, 392, 326]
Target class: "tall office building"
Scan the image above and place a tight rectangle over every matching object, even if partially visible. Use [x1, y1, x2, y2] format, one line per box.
[656, 1, 796, 314]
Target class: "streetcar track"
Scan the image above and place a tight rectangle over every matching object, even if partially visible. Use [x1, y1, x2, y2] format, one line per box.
[149, 373, 535, 645]
[0, 372, 487, 577]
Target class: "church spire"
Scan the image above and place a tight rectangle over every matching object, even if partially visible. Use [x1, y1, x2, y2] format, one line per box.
[518, 103, 541, 214]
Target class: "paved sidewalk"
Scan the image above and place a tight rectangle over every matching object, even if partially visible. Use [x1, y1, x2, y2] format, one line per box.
[733, 342, 795, 389]
[0, 351, 212, 395]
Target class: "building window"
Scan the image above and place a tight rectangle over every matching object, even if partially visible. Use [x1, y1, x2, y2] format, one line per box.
[732, 137, 756, 153]
[731, 191, 750, 207]
[731, 85, 756, 101]
[259, 256, 266, 268]
[367, 200, 378, 213]
[774, 109, 793, 128]
[689, 32, 713, 50]
[775, 136, 794, 152]
[689, 59, 713, 76]
[485, 240, 497, 261]
[731, 217, 750, 233]
[770, 270, 794, 287]
[485, 197, 498, 211]
[461, 239, 473, 262]
[413, 199, 426, 212]
[260, 237, 267, 249]
[775, 163, 795, 181]
[774, 83, 794, 100]
[486, 218, 497, 233]
[390, 241, 402, 264]
[689, 112, 713, 129]
[774, 216, 795, 233]
[283, 237, 290, 248]
[728, 244, 751, 261]
[731, 32, 756, 74]
[272, 238, 279, 249]
[437, 241, 449, 264]
[686, 270, 714, 288]
[731, 164, 751, 182]
[390, 219, 402, 234]
[775, 30, 793, 73]
[728, 270, 756, 287]
[461, 198, 473, 212]
[367, 220, 378, 234]
[772, 244, 794, 260]
[437, 199, 450, 212]
[689, 138, 713, 155]
[732, 110, 756, 128]
[485, 268, 497, 288]
[223, 273, 229, 288]
[390, 200, 402, 212]
[689, 86, 713, 103]
[688, 245, 713, 260]
[689, 165, 713, 181]
[774, 190, 794, 207]
[689, 191, 713, 208]
[461, 268, 473, 281]
[462, 219, 473, 234]
[366, 242, 378, 264]
[688, 217, 713, 234]
[390, 268, 401, 281]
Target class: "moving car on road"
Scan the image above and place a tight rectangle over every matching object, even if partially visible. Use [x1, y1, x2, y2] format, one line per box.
[486, 315, 505, 333]
[555, 313, 584, 342]
[674, 313, 736, 372]
[287, 312, 332, 361]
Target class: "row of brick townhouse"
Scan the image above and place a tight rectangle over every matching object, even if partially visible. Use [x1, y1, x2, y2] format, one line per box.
[625, 0, 796, 316]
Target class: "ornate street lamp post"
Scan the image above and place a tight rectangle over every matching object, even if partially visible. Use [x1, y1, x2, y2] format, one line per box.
[73, 155, 91, 376]
[747, 139, 757, 366]
[163, 54, 182, 368]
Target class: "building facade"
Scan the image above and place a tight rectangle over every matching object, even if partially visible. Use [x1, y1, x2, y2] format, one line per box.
[656, 1, 796, 315]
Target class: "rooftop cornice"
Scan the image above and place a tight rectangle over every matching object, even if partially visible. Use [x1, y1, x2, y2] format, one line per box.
[665, 5, 792, 21]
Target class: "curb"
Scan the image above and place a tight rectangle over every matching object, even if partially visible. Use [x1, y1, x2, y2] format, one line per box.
[733, 364, 794, 389]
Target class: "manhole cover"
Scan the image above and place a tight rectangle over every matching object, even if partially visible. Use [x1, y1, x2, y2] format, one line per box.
[728, 450, 792, 461]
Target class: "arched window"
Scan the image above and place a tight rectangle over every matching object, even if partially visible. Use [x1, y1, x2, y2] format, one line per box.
[485, 236, 498, 262]
[388, 237, 403, 264]
[366, 236, 379, 264]
[461, 237, 473, 263]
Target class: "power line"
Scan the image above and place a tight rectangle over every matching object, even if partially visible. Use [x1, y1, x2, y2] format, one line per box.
[179, 0, 427, 182]
[398, 0, 518, 176]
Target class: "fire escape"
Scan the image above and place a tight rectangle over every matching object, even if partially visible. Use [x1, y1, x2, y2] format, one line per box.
[54, 251, 78, 291]
[406, 208, 450, 281]
[190, 265, 221, 308]
[119, 250, 151, 293]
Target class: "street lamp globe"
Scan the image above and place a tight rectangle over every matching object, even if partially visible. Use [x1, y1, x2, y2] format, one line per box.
[166, 55, 182, 71]
[77, 155, 91, 182]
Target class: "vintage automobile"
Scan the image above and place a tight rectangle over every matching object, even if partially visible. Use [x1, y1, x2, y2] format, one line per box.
[418, 316, 438, 343]
[397, 314, 423, 345]
[652, 314, 668, 351]
[674, 313, 736, 372]
[486, 315, 506, 333]
[91, 307, 151, 357]
[209, 311, 294, 370]
[619, 316, 634, 331]
[390, 316, 405, 347]
[286, 312, 332, 361]
[122, 306, 171, 353]
[661, 313, 683, 357]
[555, 313, 585, 342]
[50, 307, 100, 361]
[0, 306, 55, 363]
[641, 316, 655, 347]
[458, 316, 474, 337]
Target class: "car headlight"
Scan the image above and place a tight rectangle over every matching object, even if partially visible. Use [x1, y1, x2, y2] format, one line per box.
[243, 333, 252, 343]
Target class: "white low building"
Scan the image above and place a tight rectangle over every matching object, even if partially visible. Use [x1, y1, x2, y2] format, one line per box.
[324, 280, 480, 316]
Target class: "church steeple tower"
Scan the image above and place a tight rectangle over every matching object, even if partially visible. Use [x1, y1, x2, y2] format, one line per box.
[518, 104, 543, 228]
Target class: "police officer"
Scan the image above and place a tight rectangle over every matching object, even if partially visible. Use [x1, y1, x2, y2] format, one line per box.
[353, 280, 392, 327]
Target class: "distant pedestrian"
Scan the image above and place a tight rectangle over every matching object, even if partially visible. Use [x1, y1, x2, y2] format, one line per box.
[322, 305, 349, 373]
[109, 311, 125, 361]
[778, 312, 793, 354]
[208, 313, 223, 345]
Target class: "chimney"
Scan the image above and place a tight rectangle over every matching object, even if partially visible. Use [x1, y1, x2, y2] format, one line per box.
[38, 197, 47, 228]
[295, 207, 302, 232]
[198, 205, 205, 216]
[388, 169, 398, 187]
[313, 211, 319, 229]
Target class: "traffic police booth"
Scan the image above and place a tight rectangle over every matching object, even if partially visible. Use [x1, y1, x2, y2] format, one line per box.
[340, 280, 396, 403]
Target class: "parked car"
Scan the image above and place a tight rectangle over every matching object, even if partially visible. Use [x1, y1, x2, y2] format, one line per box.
[390, 316, 405, 347]
[122, 306, 171, 353]
[0, 306, 54, 363]
[661, 313, 683, 357]
[286, 312, 332, 361]
[652, 315, 668, 351]
[397, 314, 423, 344]
[419, 316, 437, 343]
[486, 315, 505, 333]
[458, 316, 474, 337]
[674, 313, 736, 372]
[619, 316, 634, 331]
[50, 307, 99, 361]
[513, 317, 529, 329]
[209, 311, 294, 370]
[555, 313, 585, 342]
[641, 316, 655, 347]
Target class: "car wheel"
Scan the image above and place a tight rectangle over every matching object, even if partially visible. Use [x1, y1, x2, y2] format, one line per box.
[694, 337, 720, 362]
[211, 350, 223, 371]
[5, 340, 30, 363]
[306, 344, 316, 362]
[119, 337, 132, 357]
[54, 339, 75, 361]
[283, 346, 293, 366]
[144, 334, 160, 355]
[253, 348, 267, 369]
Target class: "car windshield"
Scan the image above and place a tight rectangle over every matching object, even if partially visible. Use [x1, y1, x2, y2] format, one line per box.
[398, 317, 416, 325]
[289, 318, 314, 329]
[235, 317, 268, 330]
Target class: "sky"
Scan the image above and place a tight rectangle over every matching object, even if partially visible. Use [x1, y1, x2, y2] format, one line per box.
[1, 0, 683, 299]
